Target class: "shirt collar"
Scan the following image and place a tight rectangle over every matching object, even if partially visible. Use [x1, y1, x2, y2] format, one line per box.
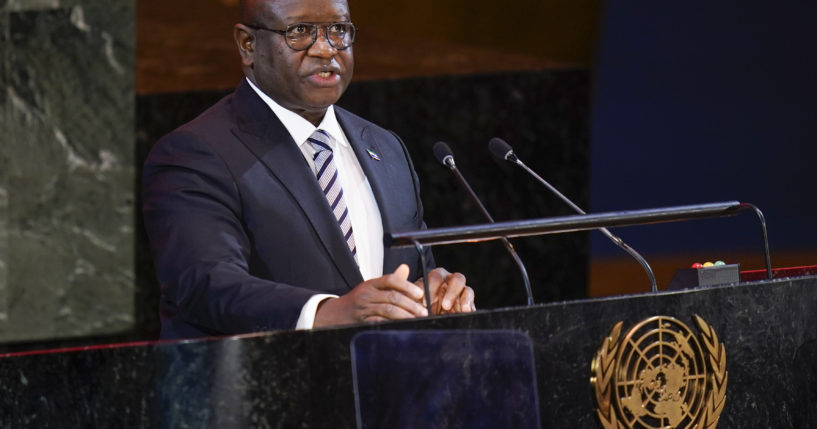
[246, 77, 348, 149]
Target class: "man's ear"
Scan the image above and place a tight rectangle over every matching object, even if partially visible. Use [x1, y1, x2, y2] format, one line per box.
[234, 24, 255, 67]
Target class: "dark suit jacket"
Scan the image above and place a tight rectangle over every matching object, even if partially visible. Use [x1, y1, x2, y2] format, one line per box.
[142, 80, 431, 339]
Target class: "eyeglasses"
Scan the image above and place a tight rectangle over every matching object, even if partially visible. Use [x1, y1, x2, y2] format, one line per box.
[245, 22, 357, 51]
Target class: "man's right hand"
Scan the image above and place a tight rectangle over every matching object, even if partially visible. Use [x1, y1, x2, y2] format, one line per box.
[313, 264, 429, 328]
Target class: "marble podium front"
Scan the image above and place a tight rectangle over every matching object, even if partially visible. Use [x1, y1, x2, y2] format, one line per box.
[0, 277, 815, 428]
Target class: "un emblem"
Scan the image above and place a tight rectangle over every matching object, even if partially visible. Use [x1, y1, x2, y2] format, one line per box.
[590, 315, 727, 429]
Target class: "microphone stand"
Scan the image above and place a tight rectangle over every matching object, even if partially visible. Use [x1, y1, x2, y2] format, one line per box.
[489, 138, 659, 293]
[510, 156, 658, 293]
[434, 142, 535, 305]
[446, 161, 535, 306]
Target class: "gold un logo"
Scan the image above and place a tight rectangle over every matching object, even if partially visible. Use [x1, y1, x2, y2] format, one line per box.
[590, 315, 727, 429]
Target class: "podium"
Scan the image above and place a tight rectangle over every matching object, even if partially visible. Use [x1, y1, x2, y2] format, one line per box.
[1, 276, 815, 428]
[2, 202, 813, 427]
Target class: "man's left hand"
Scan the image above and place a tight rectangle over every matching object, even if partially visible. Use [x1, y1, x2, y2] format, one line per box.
[415, 268, 475, 315]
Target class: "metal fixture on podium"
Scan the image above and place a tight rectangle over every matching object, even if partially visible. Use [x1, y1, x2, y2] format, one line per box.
[391, 201, 772, 311]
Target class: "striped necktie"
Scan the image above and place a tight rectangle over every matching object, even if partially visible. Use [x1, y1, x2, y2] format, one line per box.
[308, 129, 358, 263]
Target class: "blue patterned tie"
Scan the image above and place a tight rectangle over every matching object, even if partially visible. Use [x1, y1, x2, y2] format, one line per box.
[308, 129, 358, 263]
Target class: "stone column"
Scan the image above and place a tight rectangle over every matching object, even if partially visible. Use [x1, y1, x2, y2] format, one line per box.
[0, 0, 134, 342]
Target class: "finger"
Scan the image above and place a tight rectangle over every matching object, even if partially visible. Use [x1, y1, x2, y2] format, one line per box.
[423, 268, 448, 297]
[413, 277, 426, 301]
[441, 272, 467, 311]
[362, 315, 388, 323]
[367, 300, 426, 320]
[364, 286, 429, 318]
[393, 263, 410, 281]
[459, 287, 475, 313]
[374, 265, 424, 301]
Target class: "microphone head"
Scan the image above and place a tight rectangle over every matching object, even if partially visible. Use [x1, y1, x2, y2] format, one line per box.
[488, 137, 516, 162]
[432, 141, 455, 168]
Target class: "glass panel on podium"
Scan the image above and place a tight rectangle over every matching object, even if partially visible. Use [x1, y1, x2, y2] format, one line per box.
[351, 330, 541, 429]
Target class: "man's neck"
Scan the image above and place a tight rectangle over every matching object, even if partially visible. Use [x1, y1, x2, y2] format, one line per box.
[245, 78, 328, 126]
[301, 111, 326, 127]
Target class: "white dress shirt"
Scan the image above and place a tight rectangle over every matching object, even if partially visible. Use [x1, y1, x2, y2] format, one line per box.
[246, 79, 384, 329]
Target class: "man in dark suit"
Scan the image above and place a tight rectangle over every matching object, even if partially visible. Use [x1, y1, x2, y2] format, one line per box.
[142, 0, 475, 339]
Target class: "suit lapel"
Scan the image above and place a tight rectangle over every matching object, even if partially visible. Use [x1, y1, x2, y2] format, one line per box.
[335, 108, 400, 235]
[337, 107, 431, 278]
[229, 81, 363, 289]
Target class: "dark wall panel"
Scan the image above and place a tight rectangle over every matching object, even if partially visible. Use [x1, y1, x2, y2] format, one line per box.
[591, 1, 817, 257]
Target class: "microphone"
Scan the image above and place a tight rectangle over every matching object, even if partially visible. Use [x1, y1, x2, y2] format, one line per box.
[488, 137, 658, 293]
[432, 141, 534, 306]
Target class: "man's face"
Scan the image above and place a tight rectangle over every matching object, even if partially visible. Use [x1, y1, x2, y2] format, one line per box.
[242, 0, 354, 123]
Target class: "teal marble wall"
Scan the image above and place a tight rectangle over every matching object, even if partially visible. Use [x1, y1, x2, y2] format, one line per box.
[0, 1, 135, 342]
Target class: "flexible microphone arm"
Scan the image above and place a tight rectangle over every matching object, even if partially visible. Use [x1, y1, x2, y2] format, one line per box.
[489, 138, 659, 293]
[433, 142, 535, 305]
